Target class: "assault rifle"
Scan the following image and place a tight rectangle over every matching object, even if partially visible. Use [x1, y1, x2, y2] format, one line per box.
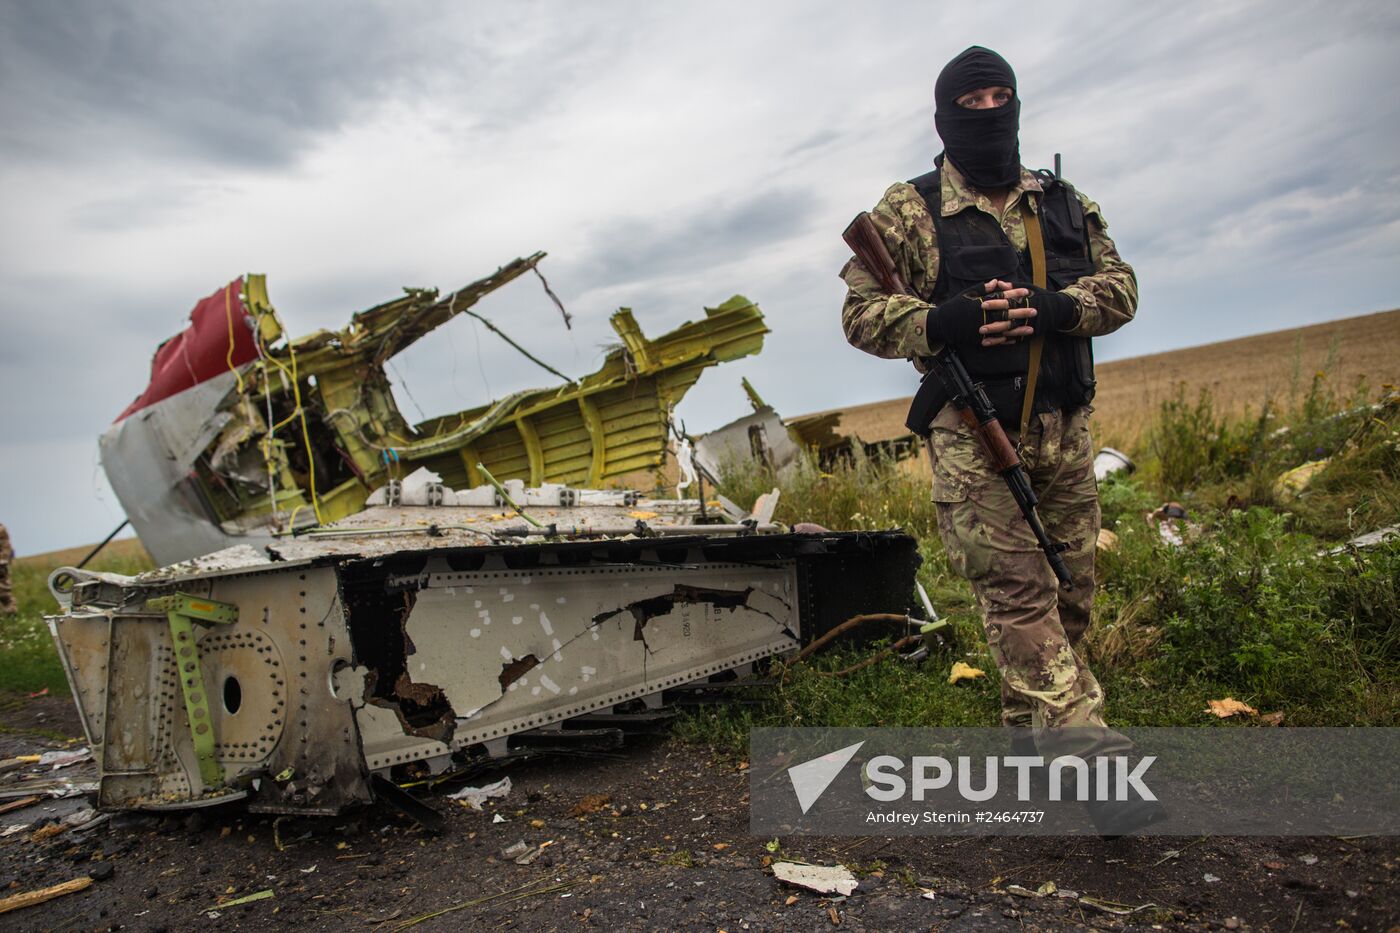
[841, 212, 1074, 589]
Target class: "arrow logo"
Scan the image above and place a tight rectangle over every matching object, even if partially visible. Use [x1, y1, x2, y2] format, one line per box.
[787, 741, 865, 814]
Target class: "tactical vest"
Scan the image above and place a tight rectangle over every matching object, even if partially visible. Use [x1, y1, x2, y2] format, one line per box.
[909, 167, 1098, 424]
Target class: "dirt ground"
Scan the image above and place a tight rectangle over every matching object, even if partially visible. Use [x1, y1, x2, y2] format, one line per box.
[0, 695, 1395, 932]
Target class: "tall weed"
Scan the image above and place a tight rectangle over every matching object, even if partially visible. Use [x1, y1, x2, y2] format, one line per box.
[1145, 509, 1396, 713]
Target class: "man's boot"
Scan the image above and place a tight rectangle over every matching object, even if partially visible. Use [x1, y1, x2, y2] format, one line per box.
[1083, 795, 1167, 837]
[1008, 728, 1050, 796]
[1081, 755, 1168, 838]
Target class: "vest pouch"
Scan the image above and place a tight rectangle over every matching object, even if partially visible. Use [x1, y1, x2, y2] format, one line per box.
[940, 242, 1021, 286]
[1039, 181, 1096, 290]
[905, 366, 951, 439]
[1069, 335, 1096, 406]
[1047, 335, 1096, 409]
[976, 374, 1026, 430]
[1041, 183, 1086, 252]
[1047, 256, 1095, 291]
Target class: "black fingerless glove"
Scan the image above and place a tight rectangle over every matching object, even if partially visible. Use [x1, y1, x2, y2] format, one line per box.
[925, 287, 988, 346]
[1021, 286, 1079, 333]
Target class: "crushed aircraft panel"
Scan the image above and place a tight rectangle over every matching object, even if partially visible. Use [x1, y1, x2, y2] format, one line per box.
[691, 379, 920, 482]
[46, 482, 919, 814]
[101, 252, 769, 566]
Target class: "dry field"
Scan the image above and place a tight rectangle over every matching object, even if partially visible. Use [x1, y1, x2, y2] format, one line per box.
[16, 535, 151, 568]
[816, 307, 1400, 458]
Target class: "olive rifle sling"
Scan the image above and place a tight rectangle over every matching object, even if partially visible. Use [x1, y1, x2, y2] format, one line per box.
[1018, 199, 1048, 443]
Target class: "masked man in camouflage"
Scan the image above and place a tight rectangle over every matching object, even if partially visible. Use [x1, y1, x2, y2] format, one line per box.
[840, 47, 1155, 829]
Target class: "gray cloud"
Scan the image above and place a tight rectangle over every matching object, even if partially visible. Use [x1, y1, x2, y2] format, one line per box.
[0, 1, 651, 171]
[69, 182, 237, 232]
[0, 2, 411, 167]
[578, 188, 818, 287]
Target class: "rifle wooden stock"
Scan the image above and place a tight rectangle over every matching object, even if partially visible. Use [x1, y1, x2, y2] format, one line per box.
[958, 404, 1019, 473]
[842, 213, 911, 297]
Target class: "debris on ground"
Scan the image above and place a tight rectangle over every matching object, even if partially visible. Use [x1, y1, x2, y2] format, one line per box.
[60, 807, 102, 829]
[1324, 522, 1400, 555]
[1274, 459, 1330, 499]
[569, 793, 610, 817]
[500, 839, 553, 865]
[771, 862, 858, 897]
[36, 747, 91, 770]
[1146, 502, 1197, 546]
[392, 874, 587, 929]
[1093, 447, 1135, 481]
[0, 780, 98, 800]
[948, 661, 987, 685]
[446, 777, 512, 810]
[1079, 895, 1159, 915]
[0, 794, 40, 815]
[1096, 528, 1120, 552]
[0, 754, 40, 773]
[207, 888, 274, 912]
[1206, 698, 1259, 718]
[0, 877, 94, 916]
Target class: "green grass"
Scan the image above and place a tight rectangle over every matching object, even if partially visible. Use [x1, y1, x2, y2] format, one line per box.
[680, 380, 1400, 752]
[1, 540, 155, 695]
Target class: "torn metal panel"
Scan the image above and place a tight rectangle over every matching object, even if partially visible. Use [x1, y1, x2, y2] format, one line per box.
[692, 408, 801, 480]
[102, 253, 769, 567]
[691, 380, 921, 483]
[47, 486, 918, 814]
[786, 402, 922, 468]
[49, 563, 370, 814]
[354, 562, 798, 771]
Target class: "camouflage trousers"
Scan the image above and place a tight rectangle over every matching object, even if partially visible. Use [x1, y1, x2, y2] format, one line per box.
[0, 523, 14, 615]
[927, 403, 1109, 744]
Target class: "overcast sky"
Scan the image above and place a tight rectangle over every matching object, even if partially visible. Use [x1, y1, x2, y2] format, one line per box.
[2, 0, 1398, 555]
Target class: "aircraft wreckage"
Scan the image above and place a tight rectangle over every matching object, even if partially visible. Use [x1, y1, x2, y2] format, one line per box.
[99, 252, 776, 567]
[47, 253, 921, 814]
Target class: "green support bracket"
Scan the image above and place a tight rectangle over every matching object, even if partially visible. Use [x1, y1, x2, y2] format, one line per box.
[146, 593, 239, 791]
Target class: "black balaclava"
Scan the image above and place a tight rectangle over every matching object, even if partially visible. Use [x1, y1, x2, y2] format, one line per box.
[933, 46, 1021, 189]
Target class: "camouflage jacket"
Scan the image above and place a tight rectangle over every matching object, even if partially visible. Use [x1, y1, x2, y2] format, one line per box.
[839, 159, 1138, 362]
